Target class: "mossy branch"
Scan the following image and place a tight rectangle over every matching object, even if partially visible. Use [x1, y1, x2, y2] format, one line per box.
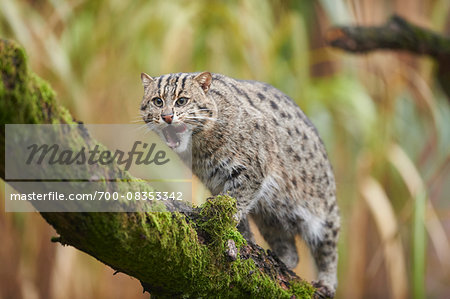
[0, 39, 315, 298]
[326, 15, 450, 99]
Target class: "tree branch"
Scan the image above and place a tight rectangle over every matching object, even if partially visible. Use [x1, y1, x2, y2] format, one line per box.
[0, 39, 315, 298]
[326, 15, 450, 99]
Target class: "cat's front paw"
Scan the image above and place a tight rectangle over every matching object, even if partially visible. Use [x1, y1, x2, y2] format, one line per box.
[312, 281, 335, 299]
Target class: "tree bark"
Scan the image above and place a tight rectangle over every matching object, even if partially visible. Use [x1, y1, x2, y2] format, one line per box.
[0, 39, 315, 298]
[326, 15, 450, 100]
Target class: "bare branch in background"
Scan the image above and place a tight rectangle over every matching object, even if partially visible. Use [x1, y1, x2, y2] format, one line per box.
[326, 15, 450, 99]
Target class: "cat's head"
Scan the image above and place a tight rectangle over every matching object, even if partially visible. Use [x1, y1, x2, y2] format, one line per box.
[140, 72, 216, 153]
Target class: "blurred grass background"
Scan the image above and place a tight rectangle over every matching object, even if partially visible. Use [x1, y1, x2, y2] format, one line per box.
[1, 0, 449, 298]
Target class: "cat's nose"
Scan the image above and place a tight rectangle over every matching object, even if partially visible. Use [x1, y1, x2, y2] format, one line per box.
[161, 113, 173, 124]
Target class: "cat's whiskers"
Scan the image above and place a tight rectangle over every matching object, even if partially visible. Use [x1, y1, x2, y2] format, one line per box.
[131, 123, 150, 134]
[143, 128, 154, 136]
[141, 122, 161, 136]
[131, 114, 146, 122]
[136, 122, 158, 133]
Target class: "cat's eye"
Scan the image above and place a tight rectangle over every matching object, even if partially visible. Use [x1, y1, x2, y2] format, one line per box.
[175, 97, 189, 107]
[152, 97, 164, 107]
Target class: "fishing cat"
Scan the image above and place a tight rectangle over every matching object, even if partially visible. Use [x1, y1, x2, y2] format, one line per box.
[139, 71, 340, 297]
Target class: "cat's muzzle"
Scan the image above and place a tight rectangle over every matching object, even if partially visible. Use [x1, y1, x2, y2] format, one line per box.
[161, 123, 187, 149]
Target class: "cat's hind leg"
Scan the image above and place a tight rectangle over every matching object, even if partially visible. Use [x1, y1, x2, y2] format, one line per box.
[299, 202, 339, 298]
[252, 213, 299, 269]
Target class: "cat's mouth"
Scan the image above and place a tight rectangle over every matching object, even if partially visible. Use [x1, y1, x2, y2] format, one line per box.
[161, 124, 187, 149]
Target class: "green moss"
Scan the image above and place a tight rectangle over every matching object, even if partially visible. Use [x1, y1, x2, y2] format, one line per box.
[1, 39, 316, 298]
[45, 193, 315, 298]
[224, 228, 246, 248]
[289, 280, 316, 298]
[0, 39, 72, 125]
[198, 195, 238, 244]
[193, 195, 314, 298]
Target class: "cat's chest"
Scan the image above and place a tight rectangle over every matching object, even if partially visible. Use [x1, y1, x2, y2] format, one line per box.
[192, 154, 242, 195]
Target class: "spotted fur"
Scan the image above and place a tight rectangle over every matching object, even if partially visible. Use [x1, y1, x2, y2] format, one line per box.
[140, 72, 340, 296]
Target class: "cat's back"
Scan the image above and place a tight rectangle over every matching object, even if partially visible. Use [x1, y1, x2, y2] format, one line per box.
[207, 73, 334, 200]
[209, 73, 320, 144]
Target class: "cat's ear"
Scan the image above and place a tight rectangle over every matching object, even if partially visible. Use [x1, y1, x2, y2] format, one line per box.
[141, 73, 154, 88]
[194, 72, 212, 93]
